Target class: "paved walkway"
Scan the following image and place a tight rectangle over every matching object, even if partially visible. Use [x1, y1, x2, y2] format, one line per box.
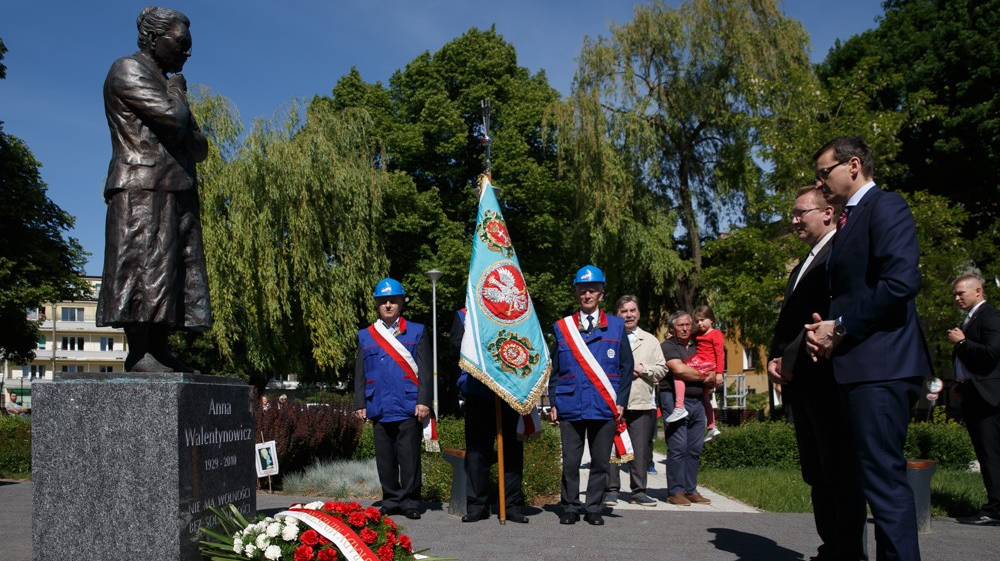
[2, 449, 996, 560]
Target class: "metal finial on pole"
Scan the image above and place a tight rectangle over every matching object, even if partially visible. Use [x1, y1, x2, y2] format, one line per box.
[480, 99, 492, 178]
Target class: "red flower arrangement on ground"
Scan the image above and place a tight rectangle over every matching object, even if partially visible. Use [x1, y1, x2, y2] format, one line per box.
[199, 500, 444, 561]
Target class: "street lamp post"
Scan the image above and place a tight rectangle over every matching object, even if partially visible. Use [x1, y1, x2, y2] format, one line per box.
[425, 269, 443, 419]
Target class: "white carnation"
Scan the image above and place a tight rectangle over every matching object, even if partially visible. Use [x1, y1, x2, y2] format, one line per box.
[255, 533, 270, 549]
[264, 545, 282, 560]
[282, 524, 299, 541]
[243, 544, 256, 556]
[266, 522, 281, 537]
[304, 501, 324, 510]
[232, 540, 243, 554]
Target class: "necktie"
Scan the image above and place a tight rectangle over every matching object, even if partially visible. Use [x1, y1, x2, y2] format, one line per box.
[585, 314, 595, 334]
[961, 312, 972, 330]
[837, 206, 852, 230]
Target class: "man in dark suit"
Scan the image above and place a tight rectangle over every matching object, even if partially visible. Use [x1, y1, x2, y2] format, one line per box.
[97, 7, 210, 373]
[948, 274, 1000, 526]
[807, 136, 933, 561]
[768, 185, 867, 560]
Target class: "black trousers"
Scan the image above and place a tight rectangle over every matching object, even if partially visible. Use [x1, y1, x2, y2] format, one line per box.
[607, 408, 655, 494]
[373, 417, 422, 511]
[560, 418, 615, 514]
[960, 382, 1000, 518]
[463, 394, 524, 516]
[786, 375, 868, 561]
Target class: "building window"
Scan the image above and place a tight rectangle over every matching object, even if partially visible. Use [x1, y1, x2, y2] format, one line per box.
[61, 337, 86, 351]
[21, 365, 46, 378]
[98, 365, 115, 373]
[38, 336, 46, 350]
[61, 365, 84, 373]
[27, 308, 39, 320]
[742, 349, 755, 371]
[60, 307, 85, 322]
[100, 337, 115, 351]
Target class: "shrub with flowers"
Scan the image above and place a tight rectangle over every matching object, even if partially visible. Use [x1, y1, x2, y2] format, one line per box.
[200, 500, 442, 561]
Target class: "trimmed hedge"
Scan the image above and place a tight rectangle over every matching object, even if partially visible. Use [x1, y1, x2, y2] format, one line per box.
[700, 415, 977, 471]
[701, 420, 800, 469]
[0, 415, 32, 475]
[256, 394, 364, 478]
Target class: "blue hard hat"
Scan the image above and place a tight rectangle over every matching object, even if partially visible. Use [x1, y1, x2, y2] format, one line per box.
[573, 265, 606, 284]
[373, 278, 405, 298]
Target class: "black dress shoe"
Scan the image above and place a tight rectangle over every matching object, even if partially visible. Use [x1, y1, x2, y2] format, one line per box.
[559, 511, 580, 525]
[584, 512, 604, 526]
[958, 513, 1000, 526]
[462, 510, 490, 522]
[404, 509, 421, 520]
[379, 506, 402, 516]
[505, 510, 529, 523]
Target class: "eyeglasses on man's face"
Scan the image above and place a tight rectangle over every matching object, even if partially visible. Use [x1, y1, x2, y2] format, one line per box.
[815, 160, 849, 181]
[791, 207, 822, 220]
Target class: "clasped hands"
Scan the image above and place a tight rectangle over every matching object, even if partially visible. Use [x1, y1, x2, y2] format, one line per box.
[804, 312, 841, 360]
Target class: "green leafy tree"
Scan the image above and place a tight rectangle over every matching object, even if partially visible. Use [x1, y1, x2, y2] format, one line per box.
[548, 0, 814, 315]
[190, 90, 390, 388]
[818, 0, 1000, 235]
[1, 39, 89, 363]
[325, 28, 576, 326]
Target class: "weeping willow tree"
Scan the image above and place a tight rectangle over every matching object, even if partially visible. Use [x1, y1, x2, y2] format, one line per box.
[548, 0, 813, 313]
[190, 89, 390, 384]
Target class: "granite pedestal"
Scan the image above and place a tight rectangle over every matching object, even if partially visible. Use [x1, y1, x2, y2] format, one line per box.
[32, 372, 256, 561]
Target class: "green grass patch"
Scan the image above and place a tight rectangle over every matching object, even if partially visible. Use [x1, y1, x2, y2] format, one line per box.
[697, 466, 985, 517]
[700, 467, 813, 512]
[0, 415, 31, 478]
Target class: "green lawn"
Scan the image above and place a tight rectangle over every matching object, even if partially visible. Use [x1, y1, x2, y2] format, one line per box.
[696, 466, 986, 517]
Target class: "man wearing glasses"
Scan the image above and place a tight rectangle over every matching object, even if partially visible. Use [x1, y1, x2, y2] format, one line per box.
[768, 185, 866, 561]
[806, 136, 933, 561]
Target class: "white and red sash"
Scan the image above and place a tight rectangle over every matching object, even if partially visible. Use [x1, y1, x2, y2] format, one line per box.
[556, 315, 634, 463]
[367, 319, 419, 387]
[280, 508, 380, 561]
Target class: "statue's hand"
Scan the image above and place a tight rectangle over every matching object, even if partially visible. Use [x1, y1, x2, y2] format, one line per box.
[168, 73, 188, 93]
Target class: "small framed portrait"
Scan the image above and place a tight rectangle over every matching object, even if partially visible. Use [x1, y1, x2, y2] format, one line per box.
[255, 441, 279, 477]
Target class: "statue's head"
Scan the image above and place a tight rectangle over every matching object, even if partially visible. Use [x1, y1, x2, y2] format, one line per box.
[136, 6, 191, 74]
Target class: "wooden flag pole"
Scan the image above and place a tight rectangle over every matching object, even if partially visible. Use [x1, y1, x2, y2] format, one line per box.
[494, 394, 507, 524]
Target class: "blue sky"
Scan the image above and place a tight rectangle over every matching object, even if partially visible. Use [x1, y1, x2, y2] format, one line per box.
[1, 1, 884, 275]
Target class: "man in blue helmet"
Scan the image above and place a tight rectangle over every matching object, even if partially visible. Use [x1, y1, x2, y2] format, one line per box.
[354, 278, 432, 519]
[549, 265, 634, 525]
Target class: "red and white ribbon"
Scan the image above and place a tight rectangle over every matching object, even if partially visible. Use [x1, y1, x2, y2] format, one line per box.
[280, 508, 380, 561]
[517, 407, 541, 440]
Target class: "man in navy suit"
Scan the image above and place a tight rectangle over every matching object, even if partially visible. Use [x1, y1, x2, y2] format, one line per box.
[768, 185, 867, 560]
[949, 274, 1000, 526]
[806, 136, 933, 561]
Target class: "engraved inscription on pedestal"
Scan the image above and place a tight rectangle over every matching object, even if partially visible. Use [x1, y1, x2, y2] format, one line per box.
[178, 382, 256, 556]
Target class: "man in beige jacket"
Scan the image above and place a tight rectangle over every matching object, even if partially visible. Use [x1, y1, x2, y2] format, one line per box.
[604, 295, 668, 506]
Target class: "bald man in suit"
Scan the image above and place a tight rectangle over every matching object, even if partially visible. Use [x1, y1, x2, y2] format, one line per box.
[768, 185, 867, 561]
[949, 274, 1000, 526]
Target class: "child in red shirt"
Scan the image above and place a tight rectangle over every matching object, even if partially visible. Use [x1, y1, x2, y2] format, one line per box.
[665, 305, 723, 442]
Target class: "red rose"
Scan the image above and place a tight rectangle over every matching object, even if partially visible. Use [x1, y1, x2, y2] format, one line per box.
[378, 544, 395, 561]
[384, 533, 396, 548]
[360, 528, 378, 544]
[300, 529, 320, 547]
[365, 506, 382, 521]
[399, 535, 412, 552]
[348, 511, 367, 527]
[294, 545, 315, 561]
[317, 548, 339, 561]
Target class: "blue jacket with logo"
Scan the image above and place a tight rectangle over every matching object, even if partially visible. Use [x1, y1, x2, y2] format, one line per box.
[549, 311, 634, 421]
[354, 318, 432, 423]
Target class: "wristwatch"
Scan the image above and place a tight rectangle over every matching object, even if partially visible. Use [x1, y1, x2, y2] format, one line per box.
[834, 316, 847, 337]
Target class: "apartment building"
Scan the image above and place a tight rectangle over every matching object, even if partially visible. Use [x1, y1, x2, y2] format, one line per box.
[2, 276, 127, 407]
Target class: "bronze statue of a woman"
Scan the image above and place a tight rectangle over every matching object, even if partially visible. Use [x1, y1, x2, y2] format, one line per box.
[97, 7, 211, 372]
